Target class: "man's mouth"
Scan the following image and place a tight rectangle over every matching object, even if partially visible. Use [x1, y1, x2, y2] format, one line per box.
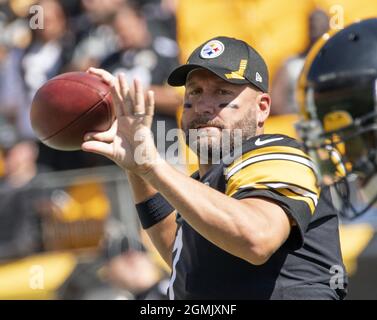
[195, 126, 222, 137]
[194, 124, 221, 130]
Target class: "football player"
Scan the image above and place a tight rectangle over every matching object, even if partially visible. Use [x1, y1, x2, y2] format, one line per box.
[82, 36, 347, 299]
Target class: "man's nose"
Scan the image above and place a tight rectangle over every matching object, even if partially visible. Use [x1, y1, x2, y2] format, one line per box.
[194, 96, 217, 114]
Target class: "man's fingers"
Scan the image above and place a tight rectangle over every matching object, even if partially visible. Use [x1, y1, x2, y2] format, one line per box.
[110, 81, 126, 118]
[146, 90, 155, 116]
[142, 90, 155, 128]
[133, 78, 145, 116]
[87, 68, 124, 117]
[84, 120, 118, 143]
[118, 73, 133, 115]
[87, 67, 115, 86]
[81, 140, 114, 159]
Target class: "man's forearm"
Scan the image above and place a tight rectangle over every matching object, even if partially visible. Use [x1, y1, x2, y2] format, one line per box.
[126, 171, 158, 203]
[126, 171, 176, 267]
[141, 161, 288, 265]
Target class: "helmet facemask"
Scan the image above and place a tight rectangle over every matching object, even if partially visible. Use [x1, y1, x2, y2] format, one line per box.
[296, 74, 377, 219]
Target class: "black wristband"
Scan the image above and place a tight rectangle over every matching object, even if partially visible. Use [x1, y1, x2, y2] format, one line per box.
[135, 193, 174, 229]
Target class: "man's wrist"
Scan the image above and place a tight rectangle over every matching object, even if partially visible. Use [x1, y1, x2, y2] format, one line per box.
[135, 192, 174, 229]
[138, 157, 169, 182]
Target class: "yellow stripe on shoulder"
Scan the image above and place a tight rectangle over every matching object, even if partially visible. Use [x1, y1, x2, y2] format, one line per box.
[225, 145, 317, 180]
[273, 188, 316, 214]
[226, 159, 319, 202]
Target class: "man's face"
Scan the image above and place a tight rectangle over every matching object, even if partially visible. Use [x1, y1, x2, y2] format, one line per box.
[181, 69, 261, 161]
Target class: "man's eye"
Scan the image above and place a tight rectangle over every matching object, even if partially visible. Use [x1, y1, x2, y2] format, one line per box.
[189, 89, 201, 95]
[217, 89, 231, 95]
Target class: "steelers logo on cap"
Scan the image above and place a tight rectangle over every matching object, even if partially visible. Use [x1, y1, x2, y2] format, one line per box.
[200, 40, 225, 59]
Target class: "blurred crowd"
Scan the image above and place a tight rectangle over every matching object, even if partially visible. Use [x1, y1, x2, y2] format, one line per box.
[0, 0, 376, 300]
[0, 0, 181, 174]
[1, 0, 376, 172]
[0, 0, 180, 300]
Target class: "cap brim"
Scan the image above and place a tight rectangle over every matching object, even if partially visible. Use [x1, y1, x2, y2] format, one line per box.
[167, 64, 250, 87]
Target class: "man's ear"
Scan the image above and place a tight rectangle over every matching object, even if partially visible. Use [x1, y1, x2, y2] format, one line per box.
[256, 93, 271, 128]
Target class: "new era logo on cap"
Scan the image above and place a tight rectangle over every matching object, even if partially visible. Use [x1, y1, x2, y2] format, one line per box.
[167, 36, 269, 93]
[256, 72, 262, 83]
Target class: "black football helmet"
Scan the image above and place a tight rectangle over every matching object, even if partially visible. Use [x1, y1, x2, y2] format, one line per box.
[296, 18, 377, 219]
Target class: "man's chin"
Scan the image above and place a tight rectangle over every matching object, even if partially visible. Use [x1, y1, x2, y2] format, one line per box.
[193, 142, 224, 163]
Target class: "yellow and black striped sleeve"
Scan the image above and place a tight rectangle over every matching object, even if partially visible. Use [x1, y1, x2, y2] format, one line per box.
[224, 143, 320, 246]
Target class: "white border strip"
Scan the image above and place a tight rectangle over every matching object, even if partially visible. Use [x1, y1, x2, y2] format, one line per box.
[168, 227, 183, 300]
[238, 182, 318, 206]
[226, 153, 318, 180]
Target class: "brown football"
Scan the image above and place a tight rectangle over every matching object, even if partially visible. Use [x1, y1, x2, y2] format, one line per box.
[30, 71, 114, 151]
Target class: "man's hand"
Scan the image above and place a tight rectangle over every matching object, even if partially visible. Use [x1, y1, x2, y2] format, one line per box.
[81, 68, 161, 176]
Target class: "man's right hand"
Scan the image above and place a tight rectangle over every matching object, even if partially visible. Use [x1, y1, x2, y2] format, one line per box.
[81, 68, 162, 177]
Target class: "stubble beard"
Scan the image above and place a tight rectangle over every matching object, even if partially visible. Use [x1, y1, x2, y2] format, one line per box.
[183, 112, 257, 164]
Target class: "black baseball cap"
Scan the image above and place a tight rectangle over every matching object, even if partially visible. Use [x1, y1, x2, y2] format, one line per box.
[167, 36, 269, 92]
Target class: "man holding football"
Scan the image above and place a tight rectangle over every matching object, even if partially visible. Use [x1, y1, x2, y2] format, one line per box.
[82, 36, 347, 299]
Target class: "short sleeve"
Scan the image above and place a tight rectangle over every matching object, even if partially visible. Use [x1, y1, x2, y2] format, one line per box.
[224, 143, 320, 247]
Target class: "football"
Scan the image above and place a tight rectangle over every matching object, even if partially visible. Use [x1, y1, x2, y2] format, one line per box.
[30, 71, 114, 151]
